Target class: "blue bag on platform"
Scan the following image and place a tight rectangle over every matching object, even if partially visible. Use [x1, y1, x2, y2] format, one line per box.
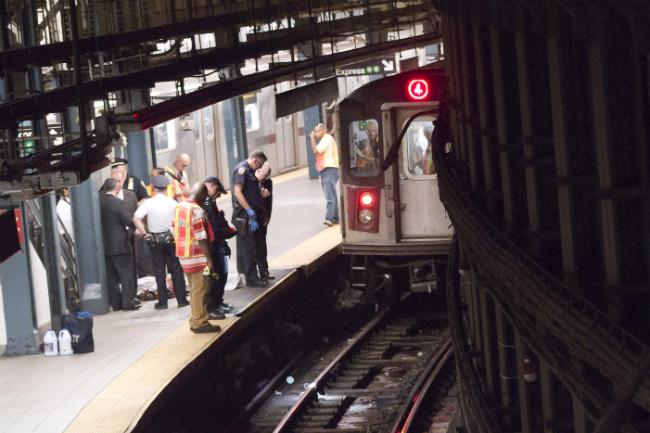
[61, 311, 94, 353]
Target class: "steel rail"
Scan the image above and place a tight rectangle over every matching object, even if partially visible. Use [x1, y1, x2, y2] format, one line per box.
[272, 308, 391, 433]
[392, 339, 453, 433]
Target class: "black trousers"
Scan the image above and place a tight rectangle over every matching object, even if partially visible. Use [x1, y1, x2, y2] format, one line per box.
[234, 221, 264, 282]
[105, 253, 137, 309]
[255, 224, 269, 275]
[135, 237, 154, 278]
[149, 240, 187, 306]
[207, 248, 228, 311]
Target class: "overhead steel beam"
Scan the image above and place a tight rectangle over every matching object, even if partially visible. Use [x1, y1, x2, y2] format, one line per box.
[247, 2, 432, 42]
[135, 32, 442, 129]
[0, 10, 435, 128]
[0, 28, 316, 128]
[0, 0, 427, 71]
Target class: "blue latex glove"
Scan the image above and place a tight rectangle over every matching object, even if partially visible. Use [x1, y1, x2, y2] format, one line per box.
[248, 218, 259, 232]
[246, 208, 256, 219]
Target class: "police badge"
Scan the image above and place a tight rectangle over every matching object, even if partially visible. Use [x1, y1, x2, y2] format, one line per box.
[238, 167, 246, 175]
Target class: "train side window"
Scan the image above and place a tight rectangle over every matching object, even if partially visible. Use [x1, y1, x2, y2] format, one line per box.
[348, 119, 382, 177]
[405, 120, 435, 176]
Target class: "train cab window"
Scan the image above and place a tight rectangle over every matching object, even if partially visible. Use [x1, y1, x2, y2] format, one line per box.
[348, 119, 382, 177]
[405, 120, 435, 176]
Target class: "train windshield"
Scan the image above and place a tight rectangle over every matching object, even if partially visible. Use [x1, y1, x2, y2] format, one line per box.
[348, 119, 382, 177]
[404, 119, 436, 176]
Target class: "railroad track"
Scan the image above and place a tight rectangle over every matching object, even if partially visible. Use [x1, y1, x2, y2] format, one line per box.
[229, 305, 453, 433]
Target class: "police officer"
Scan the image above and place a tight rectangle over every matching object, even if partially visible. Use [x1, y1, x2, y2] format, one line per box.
[202, 176, 236, 319]
[110, 158, 150, 202]
[231, 150, 268, 288]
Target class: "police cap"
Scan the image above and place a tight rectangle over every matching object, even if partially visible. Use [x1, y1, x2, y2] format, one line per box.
[110, 158, 128, 168]
[151, 175, 170, 189]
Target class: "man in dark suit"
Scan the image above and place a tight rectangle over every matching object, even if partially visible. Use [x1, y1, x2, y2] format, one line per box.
[100, 178, 141, 311]
[111, 170, 141, 293]
[111, 158, 154, 278]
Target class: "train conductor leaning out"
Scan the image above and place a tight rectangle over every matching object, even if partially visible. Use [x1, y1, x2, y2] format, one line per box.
[231, 150, 268, 288]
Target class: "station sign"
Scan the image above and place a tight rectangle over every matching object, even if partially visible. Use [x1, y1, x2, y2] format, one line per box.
[335, 57, 396, 77]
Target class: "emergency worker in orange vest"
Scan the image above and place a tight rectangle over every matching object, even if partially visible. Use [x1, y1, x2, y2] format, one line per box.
[171, 183, 219, 333]
[146, 167, 175, 199]
[164, 153, 191, 201]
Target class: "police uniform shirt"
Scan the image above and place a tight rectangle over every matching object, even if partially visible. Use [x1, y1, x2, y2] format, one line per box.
[126, 175, 150, 201]
[134, 194, 178, 233]
[232, 160, 262, 211]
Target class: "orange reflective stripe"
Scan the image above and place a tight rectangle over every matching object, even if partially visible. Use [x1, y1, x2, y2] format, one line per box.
[183, 205, 192, 257]
[172, 206, 180, 240]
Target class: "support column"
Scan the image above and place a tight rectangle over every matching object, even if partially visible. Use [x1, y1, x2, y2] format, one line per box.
[457, 19, 479, 189]
[496, 306, 519, 429]
[0, 207, 39, 354]
[303, 105, 322, 179]
[66, 105, 108, 315]
[514, 6, 540, 234]
[70, 174, 108, 314]
[472, 22, 495, 194]
[124, 89, 152, 180]
[480, 289, 498, 395]
[126, 130, 152, 181]
[490, 23, 515, 230]
[222, 96, 248, 176]
[515, 332, 535, 433]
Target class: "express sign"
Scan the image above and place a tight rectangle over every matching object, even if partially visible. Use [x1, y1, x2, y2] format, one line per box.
[335, 57, 396, 76]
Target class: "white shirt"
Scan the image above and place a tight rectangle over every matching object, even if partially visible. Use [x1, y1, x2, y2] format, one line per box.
[134, 194, 178, 233]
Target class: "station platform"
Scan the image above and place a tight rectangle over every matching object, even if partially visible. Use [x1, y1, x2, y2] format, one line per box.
[0, 168, 342, 433]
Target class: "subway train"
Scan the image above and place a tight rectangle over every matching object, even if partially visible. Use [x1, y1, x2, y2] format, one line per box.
[335, 67, 453, 294]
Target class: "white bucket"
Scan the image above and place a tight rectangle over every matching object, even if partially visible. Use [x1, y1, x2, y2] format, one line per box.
[43, 329, 58, 356]
[58, 329, 73, 355]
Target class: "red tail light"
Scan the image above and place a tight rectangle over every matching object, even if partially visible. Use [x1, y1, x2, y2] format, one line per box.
[359, 191, 375, 207]
[347, 187, 380, 233]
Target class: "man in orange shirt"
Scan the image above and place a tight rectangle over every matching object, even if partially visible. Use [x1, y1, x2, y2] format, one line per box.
[310, 123, 340, 226]
[172, 183, 219, 333]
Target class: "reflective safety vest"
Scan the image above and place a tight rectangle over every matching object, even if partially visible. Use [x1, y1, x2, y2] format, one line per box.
[146, 184, 175, 199]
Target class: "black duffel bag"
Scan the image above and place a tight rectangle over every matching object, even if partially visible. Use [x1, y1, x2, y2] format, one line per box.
[61, 311, 94, 353]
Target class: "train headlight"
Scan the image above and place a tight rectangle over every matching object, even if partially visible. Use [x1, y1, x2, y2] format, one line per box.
[358, 209, 374, 225]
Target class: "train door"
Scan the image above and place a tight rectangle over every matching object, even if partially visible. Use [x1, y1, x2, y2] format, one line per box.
[281, 115, 297, 169]
[393, 110, 451, 239]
